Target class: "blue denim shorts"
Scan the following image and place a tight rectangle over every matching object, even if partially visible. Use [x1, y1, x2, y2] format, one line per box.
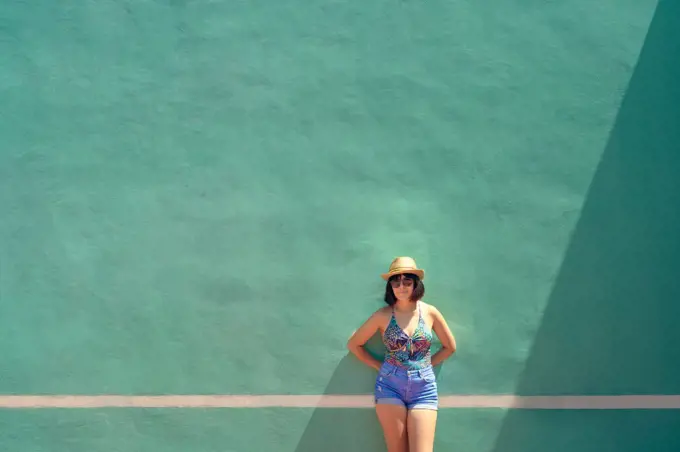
[374, 362, 438, 411]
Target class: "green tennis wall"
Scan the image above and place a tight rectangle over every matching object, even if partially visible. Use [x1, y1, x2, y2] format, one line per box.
[1, 0, 679, 450]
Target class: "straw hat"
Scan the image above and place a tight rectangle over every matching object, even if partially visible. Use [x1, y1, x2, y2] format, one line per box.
[381, 256, 425, 280]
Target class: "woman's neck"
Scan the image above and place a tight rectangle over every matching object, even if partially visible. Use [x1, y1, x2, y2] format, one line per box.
[393, 299, 418, 312]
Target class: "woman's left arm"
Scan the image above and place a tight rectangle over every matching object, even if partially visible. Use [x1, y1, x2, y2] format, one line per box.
[429, 305, 457, 367]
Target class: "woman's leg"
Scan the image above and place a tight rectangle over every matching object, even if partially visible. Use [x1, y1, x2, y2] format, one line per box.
[375, 404, 409, 452]
[406, 408, 437, 452]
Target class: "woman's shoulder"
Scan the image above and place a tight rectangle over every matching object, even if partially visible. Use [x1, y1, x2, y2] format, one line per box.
[419, 300, 443, 316]
[365, 306, 392, 330]
[363, 305, 391, 321]
[374, 305, 393, 317]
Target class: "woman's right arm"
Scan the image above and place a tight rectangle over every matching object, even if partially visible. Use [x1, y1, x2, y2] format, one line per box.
[346, 311, 383, 371]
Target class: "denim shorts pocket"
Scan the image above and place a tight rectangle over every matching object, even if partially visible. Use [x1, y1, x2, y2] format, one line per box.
[421, 371, 436, 384]
[376, 375, 396, 395]
[378, 365, 397, 379]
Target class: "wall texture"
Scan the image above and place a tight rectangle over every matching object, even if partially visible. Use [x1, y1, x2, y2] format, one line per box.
[1, 0, 679, 450]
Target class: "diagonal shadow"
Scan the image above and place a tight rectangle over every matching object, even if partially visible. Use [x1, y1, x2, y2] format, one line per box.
[490, 1, 680, 451]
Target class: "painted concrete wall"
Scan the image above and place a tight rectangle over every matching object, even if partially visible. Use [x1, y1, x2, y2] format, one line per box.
[2, 0, 679, 450]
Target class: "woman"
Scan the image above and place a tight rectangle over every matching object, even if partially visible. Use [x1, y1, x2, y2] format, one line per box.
[347, 257, 457, 452]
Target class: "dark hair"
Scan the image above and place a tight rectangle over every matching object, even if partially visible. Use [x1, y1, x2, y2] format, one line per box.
[383, 273, 425, 306]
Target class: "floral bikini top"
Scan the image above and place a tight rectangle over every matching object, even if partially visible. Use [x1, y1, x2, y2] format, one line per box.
[382, 301, 433, 369]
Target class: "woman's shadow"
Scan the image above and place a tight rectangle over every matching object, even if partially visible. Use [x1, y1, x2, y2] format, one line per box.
[294, 332, 443, 452]
[294, 332, 386, 452]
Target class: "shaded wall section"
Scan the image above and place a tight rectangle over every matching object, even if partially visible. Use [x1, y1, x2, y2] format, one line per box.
[511, 0, 680, 398]
[491, 0, 680, 450]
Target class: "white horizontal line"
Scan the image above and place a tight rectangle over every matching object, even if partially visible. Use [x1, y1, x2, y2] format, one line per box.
[2, 395, 680, 409]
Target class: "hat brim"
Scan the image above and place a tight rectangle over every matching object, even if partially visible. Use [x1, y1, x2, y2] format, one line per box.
[381, 269, 425, 281]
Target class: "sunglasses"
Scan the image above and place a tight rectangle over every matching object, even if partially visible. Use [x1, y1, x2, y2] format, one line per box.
[389, 275, 415, 288]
